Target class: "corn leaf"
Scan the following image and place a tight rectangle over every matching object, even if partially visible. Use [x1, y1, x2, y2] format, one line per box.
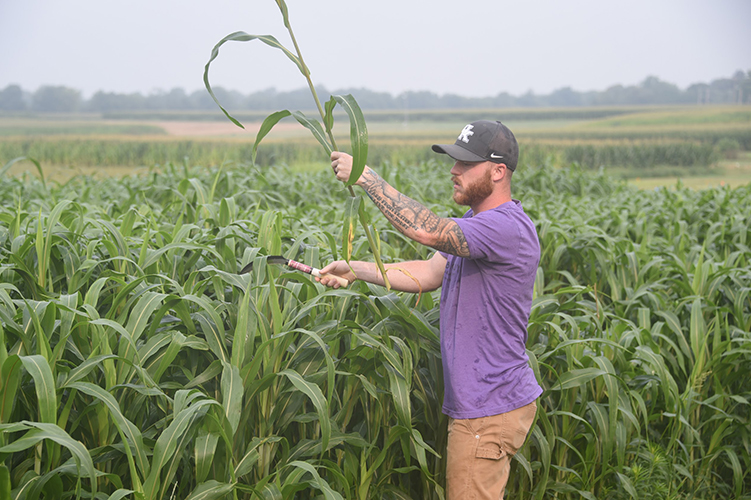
[0, 465, 9, 500]
[550, 367, 606, 391]
[185, 480, 235, 500]
[0, 356, 21, 424]
[68, 381, 149, 480]
[195, 424, 220, 484]
[19, 355, 56, 424]
[203, 31, 303, 128]
[291, 111, 333, 155]
[286, 461, 343, 500]
[279, 369, 330, 453]
[0, 422, 97, 496]
[251, 110, 292, 164]
[1, 157, 45, 189]
[220, 360, 243, 434]
[333, 94, 368, 187]
[142, 398, 218, 500]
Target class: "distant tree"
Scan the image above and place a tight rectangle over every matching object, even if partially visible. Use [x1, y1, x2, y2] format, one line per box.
[243, 88, 280, 110]
[400, 91, 442, 109]
[87, 91, 147, 112]
[579, 90, 598, 106]
[548, 86, 585, 107]
[707, 76, 739, 103]
[743, 70, 751, 104]
[188, 88, 215, 109]
[595, 84, 627, 105]
[636, 76, 688, 104]
[440, 93, 468, 108]
[491, 92, 518, 108]
[0, 84, 26, 111]
[279, 88, 318, 110]
[189, 87, 239, 110]
[32, 85, 82, 112]
[731, 70, 747, 104]
[336, 88, 398, 109]
[145, 88, 192, 110]
[687, 83, 711, 104]
[516, 90, 540, 107]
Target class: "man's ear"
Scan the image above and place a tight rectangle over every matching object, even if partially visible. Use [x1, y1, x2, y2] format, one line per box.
[492, 163, 508, 181]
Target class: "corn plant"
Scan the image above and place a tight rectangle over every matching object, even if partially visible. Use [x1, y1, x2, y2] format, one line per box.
[202, 0, 391, 289]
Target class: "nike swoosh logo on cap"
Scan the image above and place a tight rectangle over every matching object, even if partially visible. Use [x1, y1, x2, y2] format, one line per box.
[490, 153, 503, 158]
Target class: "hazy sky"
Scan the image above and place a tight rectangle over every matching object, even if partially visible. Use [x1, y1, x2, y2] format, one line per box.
[1, 0, 750, 98]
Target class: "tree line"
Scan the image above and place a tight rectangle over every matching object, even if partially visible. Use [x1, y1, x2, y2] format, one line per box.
[1, 71, 749, 113]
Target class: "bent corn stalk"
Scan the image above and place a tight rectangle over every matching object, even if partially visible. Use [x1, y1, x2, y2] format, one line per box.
[203, 0, 390, 288]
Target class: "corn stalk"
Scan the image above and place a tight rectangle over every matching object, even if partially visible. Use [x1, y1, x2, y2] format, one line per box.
[202, 0, 390, 288]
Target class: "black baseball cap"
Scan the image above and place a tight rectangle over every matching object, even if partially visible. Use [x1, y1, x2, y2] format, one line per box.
[432, 120, 519, 171]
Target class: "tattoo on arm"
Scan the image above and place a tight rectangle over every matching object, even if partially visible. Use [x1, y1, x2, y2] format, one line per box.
[360, 169, 470, 257]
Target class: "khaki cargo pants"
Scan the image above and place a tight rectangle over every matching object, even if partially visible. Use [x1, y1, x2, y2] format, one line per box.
[446, 401, 537, 500]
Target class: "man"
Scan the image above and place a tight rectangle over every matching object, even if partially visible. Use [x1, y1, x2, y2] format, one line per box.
[318, 120, 542, 499]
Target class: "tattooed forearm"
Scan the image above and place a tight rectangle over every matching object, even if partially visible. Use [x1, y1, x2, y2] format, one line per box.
[359, 168, 470, 257]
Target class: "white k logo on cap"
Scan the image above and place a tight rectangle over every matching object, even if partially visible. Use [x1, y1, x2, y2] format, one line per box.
[458, 124, 474, 143]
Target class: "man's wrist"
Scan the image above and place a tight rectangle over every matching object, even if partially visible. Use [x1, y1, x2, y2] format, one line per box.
[358, 166, 379, 189]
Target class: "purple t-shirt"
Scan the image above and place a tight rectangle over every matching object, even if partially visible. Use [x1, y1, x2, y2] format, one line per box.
[439, 199, 542, 419]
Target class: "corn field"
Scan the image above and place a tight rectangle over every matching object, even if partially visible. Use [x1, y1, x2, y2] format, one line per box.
[0, 158, 749, 499]
[0, 137, 740, 172]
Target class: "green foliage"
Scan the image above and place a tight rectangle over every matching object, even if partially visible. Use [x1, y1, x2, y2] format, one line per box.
[715, 138, 741, 159]
[0, 157, 749, 498]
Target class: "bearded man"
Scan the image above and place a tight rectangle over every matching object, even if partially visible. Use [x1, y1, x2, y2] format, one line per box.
[318, 120, 542, 499]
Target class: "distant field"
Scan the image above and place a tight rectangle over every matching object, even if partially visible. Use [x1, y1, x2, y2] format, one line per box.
[627, 152, 751, 189]
[0, 116, 167, 136]
[577, 106, 751, 127]
[1, 105, 750, 187]
[98, 106, 641, 123]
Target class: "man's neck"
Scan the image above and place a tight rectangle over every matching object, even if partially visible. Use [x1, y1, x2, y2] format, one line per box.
[471, 192, 512, 214]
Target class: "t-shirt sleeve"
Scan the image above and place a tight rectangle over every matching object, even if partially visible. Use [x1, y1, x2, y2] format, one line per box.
[453, 211, 520, 263]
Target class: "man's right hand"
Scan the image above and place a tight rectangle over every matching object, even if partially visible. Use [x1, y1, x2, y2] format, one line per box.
[317, 260, 357, 289]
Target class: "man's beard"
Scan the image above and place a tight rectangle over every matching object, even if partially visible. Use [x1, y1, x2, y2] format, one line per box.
[453, 167, 493, 206]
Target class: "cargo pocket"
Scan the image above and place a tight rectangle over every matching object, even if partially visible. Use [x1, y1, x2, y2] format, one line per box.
[476, 444, 506, 460]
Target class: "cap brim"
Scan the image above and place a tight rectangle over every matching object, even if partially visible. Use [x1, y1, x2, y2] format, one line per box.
[431, 144, 486, 162]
